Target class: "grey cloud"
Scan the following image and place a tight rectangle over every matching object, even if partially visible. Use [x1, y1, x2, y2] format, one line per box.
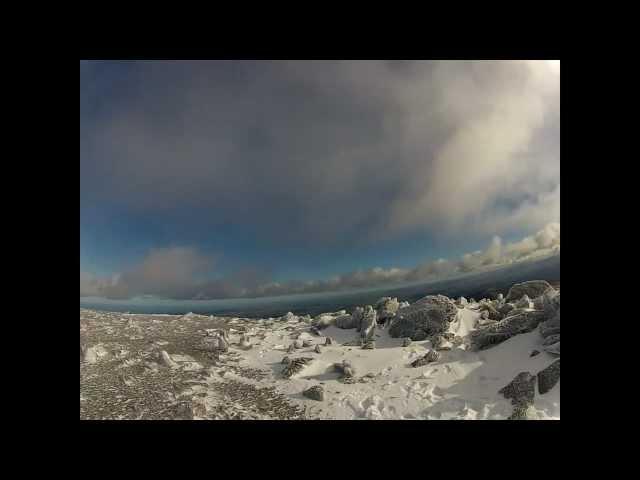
[81, 223, 560, 300]
[81, 60, 559, 244]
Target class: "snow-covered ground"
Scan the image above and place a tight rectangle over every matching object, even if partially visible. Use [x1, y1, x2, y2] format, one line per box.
[221, 306, 559, 420]
[81, 285, 560, 420]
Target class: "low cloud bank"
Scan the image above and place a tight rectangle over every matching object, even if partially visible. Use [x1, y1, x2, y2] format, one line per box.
[81, 223, 559, 300]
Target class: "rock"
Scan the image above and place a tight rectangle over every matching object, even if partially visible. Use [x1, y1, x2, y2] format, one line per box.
[537, 359, 560, 394]
[410, 350, 440, 367]
[471, 310, 547, 350]
[303, 385, 325, 401]
[334, 313, 356, 329]
[302, 339, 313, 348]
[499, 371, 537, 419]
[544, 341, 560, 356]
[159, 350, 178, 369]
[434, 336, 453, 351]
[333, 360, 356, 379]
[458, 296, 468, 306]
[239, 334, 252, 350]
[282, 357, 313, 378]
[281, 356, 291, 364]
[530, 350, 540, 357]
[280, 311, 297, 322]
[498, 303, 515, 317]
[376, 297, 399, 323]
[452, 335, 464, 346]
[360, 306, 377, 343]
[175, 402, 194, 420]
[294, 339, 304, 349]
[325, 337, 333, 346]
[314, 314, 337, 329]
[82, 344, 109, 364]
[287, 344, 296, 353]
[542, 334, 561, 347]
[399, 301, 410, 309]
[362, 341, 375, 350]
[497, 293, 504, 301]
[539, 321, 561, 338]
[389, 295, 459, 340]
[402, 338, 412, 347]
[505, 280, 554, 303]
[514, 294, 533, 310]
[314, 344, 322, 354]
[479, 302, 502, 321]
[199, 331, 229, 353]
[541, 289, 560, 318]
[310, 327, 321, 336]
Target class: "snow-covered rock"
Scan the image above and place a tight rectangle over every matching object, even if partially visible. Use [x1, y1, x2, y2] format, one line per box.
[471, 310, 547, 350]
[360, 306, 377, 343]
[334, 313, 356, 329]
[389, 294, 458, 340]
[375, 297, 399, 323]
[537, 359, 560, 394]
[499, 371, 537, 420]
[505, 280, 554, 303]
[303, 385, 324, 401]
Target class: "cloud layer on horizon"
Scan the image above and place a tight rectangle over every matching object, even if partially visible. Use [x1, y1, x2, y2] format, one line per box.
[81, 223, 560, 300]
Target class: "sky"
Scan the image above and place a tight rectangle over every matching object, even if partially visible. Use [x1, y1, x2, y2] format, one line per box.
[80, 60, 560, 300]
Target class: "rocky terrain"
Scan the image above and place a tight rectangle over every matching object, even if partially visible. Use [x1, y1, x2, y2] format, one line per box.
[80, 280, 560, 420]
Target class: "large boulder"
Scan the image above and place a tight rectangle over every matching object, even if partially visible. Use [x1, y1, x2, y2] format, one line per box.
[471, 310, 547, 350]
[505, 280, 554, 303]
[388, 295, 459, 341]
[375, 297, 399, 323]
[537, 359, 560, 394]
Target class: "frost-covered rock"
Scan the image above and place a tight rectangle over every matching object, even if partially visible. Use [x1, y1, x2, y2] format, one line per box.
[314, 314, 337, 330]
[389, 295, 458, 341]
[471, 310, 547, 350]
[515, 294, 533, 310]
[83, 344, 110, 364]
[505, 280, 554, 303]
[375, 297, 399, 323]
[537, 359, 560, 394]
[542, 334, 560, 347]
[159, 350, 177, 368]
[198, 330, 229, 353]
[325, 337, 333, 346]
[479, 302, 502, 321]
[302, 339, 313, 348]
[314, 344, 322, 354]
[498, 303, 515, 317]
[282, 356, 291, 364]
[433, 335, 453, 351]
[362, 341, 375, 350]
[544, 341, 560, 356]
[360, 306, 377, 343]
[287, 344, 296, 353]
[399, 301, 410, 309]
[333, 360, 356, 379]
[282, 357, 313, 378]
[280, 311, 297, 322]
[499, 372, 537, 420]
[334, 313, 356, 330]
[402, 338, 412, 347]
[410, 350, 440, 367]
[303, 385, 324, 401]
[458, 296, 468, 306]
[294, 339, 304, 349]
